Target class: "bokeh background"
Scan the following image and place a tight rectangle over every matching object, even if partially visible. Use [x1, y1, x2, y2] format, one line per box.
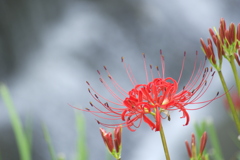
[0, 0, 240, 159]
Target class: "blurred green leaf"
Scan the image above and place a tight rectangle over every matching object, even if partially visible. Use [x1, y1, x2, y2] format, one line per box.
[75, 112, 88, 160]
[42, 124, 57, 160]
[0, 84, 31, 160]
[25, 115, 33, 154]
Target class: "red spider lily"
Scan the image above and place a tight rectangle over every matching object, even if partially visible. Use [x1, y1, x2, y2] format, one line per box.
[74, 50, 219, 132]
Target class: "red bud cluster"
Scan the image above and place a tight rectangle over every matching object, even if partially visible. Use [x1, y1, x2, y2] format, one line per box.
[185, 132, 208, 159]
[201, 18, 240, 68]
[100, 126, 122, 159]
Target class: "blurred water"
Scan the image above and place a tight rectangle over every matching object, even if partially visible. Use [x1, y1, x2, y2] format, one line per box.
[0, 0, 239, 159]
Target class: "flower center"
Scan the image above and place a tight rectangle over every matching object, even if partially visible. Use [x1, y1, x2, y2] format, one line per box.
[123, 77, 180, 113]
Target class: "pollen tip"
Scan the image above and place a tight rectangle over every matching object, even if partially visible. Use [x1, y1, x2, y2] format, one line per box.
[212, 71, 216, 76]
[160, 49, 163, 55]
[121, 57, 124, 62]
[86, 81, 90, 85]
[99, 78, 103, 83]
[88, 88, 91, 92]
[104, 66, 107, 70]
[85, 108, 90, 111]
[105, 102, 109, 107]
[96, 120, 100, 124]
[97, 70, 101, 75]
[108, 75, 112, 79]
[156, 66, 159, 70]
[89, 102, 93, 106]
[168, 115, 171, 121]
[142, 53, 145, 58]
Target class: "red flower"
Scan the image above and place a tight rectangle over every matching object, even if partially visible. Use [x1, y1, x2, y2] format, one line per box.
[75, 51, 219, 132]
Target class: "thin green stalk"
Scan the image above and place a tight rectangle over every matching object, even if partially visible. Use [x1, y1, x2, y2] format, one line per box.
[217, 71, 240, 133]
[207, 121, 223, 160]
[42, 124, 57, 160]
[229, 57, 240, 96]
[159, 123, 170, 160]
[0, 84, 31, 160]
[75, 112, 88, 160]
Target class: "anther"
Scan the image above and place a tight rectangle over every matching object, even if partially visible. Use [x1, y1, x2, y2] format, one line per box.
[196, 50, 198, 55]
[216, 92, 219, 96]
[168, 115, 171, 121]
[212, 71, 215, 76]
[99, 78, 103, 83]
[88, 88, 91, 93]
[108, 75, 112, 79]
[97, 70, 101, 75]
[94, 94, 99, 99]
[156, 66, 159, 71]
[105, 102, 109, 107]
[206, 67, 209, 72]
[86, 108, 90, 111]
[150, 64, 152, 69]
[104, 66, 107, 70]
[86, 81, 90, 85]
[97, 120, 100, 124]
[184, 51, 186, 56]
[142, 53, 145, 58]
[121, 57, 124, 62]
[160, 49, 163, 55]
[89, 102, 93, 106]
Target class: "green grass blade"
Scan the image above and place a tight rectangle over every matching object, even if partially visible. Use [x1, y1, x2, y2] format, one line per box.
[0, 84, 31, 160]
[25, 115, 33, 154]
[75, 112, 88, 160]
[42, 124, 57, 160]
[57, 153, 66, 160]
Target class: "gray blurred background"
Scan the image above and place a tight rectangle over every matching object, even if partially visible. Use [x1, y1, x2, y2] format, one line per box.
[0, 0, 239, 159]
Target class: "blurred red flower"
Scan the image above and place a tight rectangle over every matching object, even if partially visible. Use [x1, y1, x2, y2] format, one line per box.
[224, 90, 240, 112]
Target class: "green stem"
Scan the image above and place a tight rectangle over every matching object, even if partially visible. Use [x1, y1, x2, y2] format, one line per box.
[159, 123, 170, 160]
[229, 57, 240, 96]
[217, 70, 240, 133]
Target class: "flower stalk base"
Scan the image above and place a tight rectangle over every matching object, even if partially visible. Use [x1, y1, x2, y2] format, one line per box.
[159, 124, 170, 160]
